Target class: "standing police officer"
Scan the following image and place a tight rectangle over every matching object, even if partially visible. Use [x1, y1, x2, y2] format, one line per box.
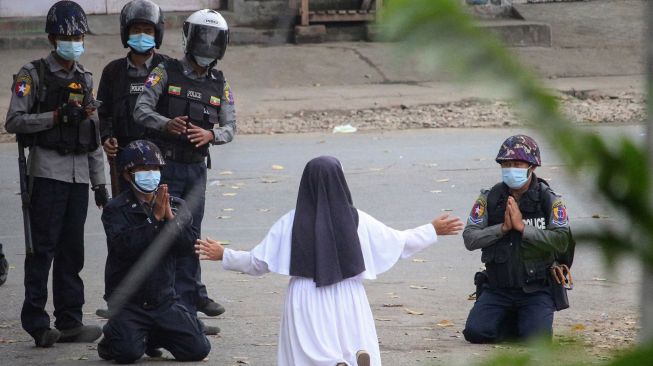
[462, 135, 573, 343]
[133, 9, 235, 329]
[4, 1, 107, 347]
[98, 0, 168, 194]
[98, 140, 210, 363]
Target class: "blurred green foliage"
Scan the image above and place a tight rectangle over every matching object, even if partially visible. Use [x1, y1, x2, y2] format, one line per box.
[380, 0, 652, 364]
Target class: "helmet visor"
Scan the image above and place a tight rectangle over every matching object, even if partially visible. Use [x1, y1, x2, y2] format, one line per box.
[187, 24, 228, 60]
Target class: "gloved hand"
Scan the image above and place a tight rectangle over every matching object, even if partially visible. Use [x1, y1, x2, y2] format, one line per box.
[93, 184, 110, 208]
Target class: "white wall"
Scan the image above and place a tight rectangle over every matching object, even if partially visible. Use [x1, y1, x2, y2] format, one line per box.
[0, 0, 221, 18]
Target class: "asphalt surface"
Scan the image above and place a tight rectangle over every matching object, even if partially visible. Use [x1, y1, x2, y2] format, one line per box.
[0, 1, 646, 364]
[0, 125, 641, 365]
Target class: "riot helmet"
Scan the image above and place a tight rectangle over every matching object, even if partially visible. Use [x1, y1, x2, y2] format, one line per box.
[120, 0, 164, 50]
[182, 9, 229, 67]
[45, 1, 89, 36]
[119, 140, 166, 173]
[495, 134, 541, 167]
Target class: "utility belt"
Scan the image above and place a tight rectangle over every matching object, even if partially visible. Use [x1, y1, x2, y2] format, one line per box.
[159, 145, 206, 164]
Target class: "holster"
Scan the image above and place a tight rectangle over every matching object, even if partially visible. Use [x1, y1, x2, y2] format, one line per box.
[551, 283, 569, 311]
[474, 270, 488, 301]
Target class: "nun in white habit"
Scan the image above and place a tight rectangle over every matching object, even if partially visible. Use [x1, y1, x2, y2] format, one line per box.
[196, 156, 463, 366]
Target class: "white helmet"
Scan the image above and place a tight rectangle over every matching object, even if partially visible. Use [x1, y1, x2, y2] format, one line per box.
[182, 9, 229, 64]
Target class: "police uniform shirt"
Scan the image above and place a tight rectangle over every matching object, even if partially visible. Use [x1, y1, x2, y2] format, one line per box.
[5, 52, 105, 185]
[133, 55, 236, 145]
[462, 185, 571, 253]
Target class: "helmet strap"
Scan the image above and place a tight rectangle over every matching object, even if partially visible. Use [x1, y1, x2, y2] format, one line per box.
[129, 47, 154, 56]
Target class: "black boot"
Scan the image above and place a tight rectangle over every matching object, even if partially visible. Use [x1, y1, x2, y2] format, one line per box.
[58, 325, 103, 343]
[197, 298, 225, 317]
[33, 328, 61, 348]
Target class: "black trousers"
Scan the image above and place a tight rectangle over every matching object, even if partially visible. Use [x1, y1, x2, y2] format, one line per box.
[463, 287, 555, 343]
[102, 301, 210, 363]
[161, 160, 209, 311]
[21, 177, 88, 336]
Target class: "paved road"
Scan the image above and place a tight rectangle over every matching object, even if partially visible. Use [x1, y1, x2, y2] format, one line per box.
[0, 125, 641, 365]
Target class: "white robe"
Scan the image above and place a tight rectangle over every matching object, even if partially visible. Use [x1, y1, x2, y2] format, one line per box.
[222, 209, 438, 366]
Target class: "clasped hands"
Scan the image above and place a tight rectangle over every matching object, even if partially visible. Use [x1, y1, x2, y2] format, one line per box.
[152, 184, 175, 222]
[166, 116, 214, 147]
[501, 196, 525, 234]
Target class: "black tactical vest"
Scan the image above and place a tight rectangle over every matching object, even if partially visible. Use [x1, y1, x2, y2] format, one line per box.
[483, 176, 556, 292]
[150, 59, 224, 163]
[105, 53, 167, 146]
[19, 59, 98, 154]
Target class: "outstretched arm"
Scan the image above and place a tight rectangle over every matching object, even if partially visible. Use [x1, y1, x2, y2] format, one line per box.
[196, 237, 270, 276]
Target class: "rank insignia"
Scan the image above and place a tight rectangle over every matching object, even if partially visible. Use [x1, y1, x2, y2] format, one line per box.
[67, 82, 82, 90]
[552, 199, 569, 227]
[14, 75, 32, 97]
[468, 197, 486, 225]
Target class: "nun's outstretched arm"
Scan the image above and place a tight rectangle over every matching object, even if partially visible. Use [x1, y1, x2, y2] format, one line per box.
[223, 248, 270, 276]
[402, 214, 463, 258]
[196, 237, 270, 276]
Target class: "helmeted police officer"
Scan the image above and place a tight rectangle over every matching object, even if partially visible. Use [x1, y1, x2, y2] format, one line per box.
[4, 0, 107, 347]
[98, 139, 210, 363]
[133, 9, 235, 324]
[98, 0, 169, 194]
[462, 135, 573, 343]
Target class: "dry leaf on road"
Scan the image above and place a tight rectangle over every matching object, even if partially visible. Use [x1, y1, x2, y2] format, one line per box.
[409, 285, 429, 290]
[436, 320, 454, 327]
[405, 308, 424, 315]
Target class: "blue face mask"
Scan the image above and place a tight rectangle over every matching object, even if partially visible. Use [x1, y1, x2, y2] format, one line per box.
[502, 167, 530, 189]
[194, 55, 216, 67]
[127, 33, 156, 54]
[56, 41, 84, 61]
[131, 170, 161, 193]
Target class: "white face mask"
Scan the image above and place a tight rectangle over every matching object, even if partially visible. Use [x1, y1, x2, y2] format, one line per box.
[194, 55, 216, 67]
[502, 167, 530, 189]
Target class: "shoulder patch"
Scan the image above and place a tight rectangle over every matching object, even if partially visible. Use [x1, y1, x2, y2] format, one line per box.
[551, 198, 569, 227]
[145, 66, 164, 89]
[223, 82, 234, 105]
[468, 196, 487, 225]
[14, 73, 32, 97]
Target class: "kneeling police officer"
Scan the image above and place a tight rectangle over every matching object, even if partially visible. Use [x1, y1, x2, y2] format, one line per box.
[462, 135, 574, 343]
[98, 140, 210, 363]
